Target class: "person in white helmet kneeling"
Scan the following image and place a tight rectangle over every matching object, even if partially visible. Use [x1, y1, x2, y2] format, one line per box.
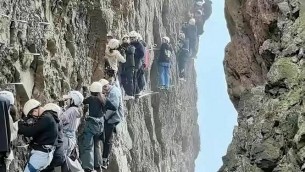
[18, 99, 58, 172]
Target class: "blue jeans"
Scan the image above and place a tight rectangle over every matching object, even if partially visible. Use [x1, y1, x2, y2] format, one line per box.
[80, 117, 104, 170]
[24, 148, 55, 172]
[159, 62, 170, 88]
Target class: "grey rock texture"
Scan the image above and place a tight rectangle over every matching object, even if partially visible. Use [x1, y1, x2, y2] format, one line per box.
[0, 0, 210, 172]
[221, 0, 305, 172]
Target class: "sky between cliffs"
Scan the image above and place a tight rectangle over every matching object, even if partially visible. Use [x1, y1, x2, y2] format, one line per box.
[194, 1, 238, 172]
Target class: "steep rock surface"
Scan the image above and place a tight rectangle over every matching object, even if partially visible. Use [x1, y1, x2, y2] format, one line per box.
[0, 0, 206, 171]
[221, 0, 305, 171]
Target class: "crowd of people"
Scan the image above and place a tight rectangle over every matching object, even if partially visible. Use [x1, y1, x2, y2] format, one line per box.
[0, 0, 210, 172]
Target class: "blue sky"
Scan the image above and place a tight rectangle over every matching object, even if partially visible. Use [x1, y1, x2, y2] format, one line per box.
[195, 1, 238, 172]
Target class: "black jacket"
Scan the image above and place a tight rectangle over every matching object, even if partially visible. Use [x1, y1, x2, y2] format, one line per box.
[158, 43, 173, 63]
[182, 24, 197, 41]
[0, 97, 11, 152]
[130, 41, 145, 69]
[120, 43, 136, 68]
[18, 111, 58, 147]
[41, 111, 66, 170]
[83, 96, 105, 118]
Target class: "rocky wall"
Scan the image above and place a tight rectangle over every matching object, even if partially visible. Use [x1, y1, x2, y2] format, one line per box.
[221, 0, 305, 171]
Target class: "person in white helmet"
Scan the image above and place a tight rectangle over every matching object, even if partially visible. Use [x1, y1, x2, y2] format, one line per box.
[158, 36, 173, 89]
[99, 79, 123, 170]
[182, 18, 198, 57]
[60, 91, 84, 157]
[18, 99, 58, 172]
[60, 91, 84, 172]
[129, 31, 146, 94]
[41, 103, 67, 172]
[105, 38, 126, 84]
[80, 82, 107, 172]
[0, 91, 19, 172]
[177, 32, 190, 80]
[119, 35, 136, 99]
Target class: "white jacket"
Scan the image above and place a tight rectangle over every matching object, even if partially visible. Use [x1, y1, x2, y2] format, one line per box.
[105, 45, 126, 71]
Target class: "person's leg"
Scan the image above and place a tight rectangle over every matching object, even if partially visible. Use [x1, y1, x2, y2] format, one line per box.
[102, 123, 115, 159]
[93, 135, 103, 168]
[101, 123, 116, 169]
[159, 64, 165, 87]
[164, 64, 170, 88]
[134, 69, 140, 94]
[125, 68, 134, 96]
[80, 122, 95, 171]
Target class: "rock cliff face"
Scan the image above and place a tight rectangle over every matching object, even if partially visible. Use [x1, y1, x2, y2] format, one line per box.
[221, 0, 305, 171]
[0, 0, 205, 172]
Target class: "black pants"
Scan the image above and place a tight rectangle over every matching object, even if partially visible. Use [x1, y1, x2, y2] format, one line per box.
[121, 67, 135, 96]
[102, 122, 118, 159]
[137, 67, 146, 92]
[189, 38, 197, 56]
[178, 50, 189, 78]
[41, 153, 67, 172]
[0, 153, 5, 172]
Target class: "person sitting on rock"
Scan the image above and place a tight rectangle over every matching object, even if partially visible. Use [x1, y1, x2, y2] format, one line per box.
[177, 33, 190, 80]
[105, 38, 126, 85]
[99, 79, 124, 170]
[18, 99, 58, 172]
[41, 103, 67, 172]
[80, 82, 106, 172]
[129, 31, 146, 95]
[158, 36, 173, 90]
[119, 34, 137, 100]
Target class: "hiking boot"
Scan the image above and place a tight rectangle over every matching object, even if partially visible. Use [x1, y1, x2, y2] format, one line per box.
[179, 77, 186, 82]
[124, 95, 135, 100]
[94, 166, 102, 172]
[101, 158, 109, 169]
[158, 85, 165, 90]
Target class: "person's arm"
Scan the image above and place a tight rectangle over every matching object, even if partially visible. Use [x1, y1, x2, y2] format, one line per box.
[105, 99, 117, 111]
[83, 97, 90, 104]
[18, 116, 49, 137]
[60, 108, 77, 125]
[138, 43, 145, 59]
[117, 51, 126, 63]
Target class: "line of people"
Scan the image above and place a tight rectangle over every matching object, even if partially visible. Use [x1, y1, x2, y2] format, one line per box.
[104, 31, 147, 100]
[0, 78, 123, 172]
[176, 0, 209, 80]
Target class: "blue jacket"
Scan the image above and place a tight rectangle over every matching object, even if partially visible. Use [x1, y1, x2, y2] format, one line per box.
[104, 86, 123, 124]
